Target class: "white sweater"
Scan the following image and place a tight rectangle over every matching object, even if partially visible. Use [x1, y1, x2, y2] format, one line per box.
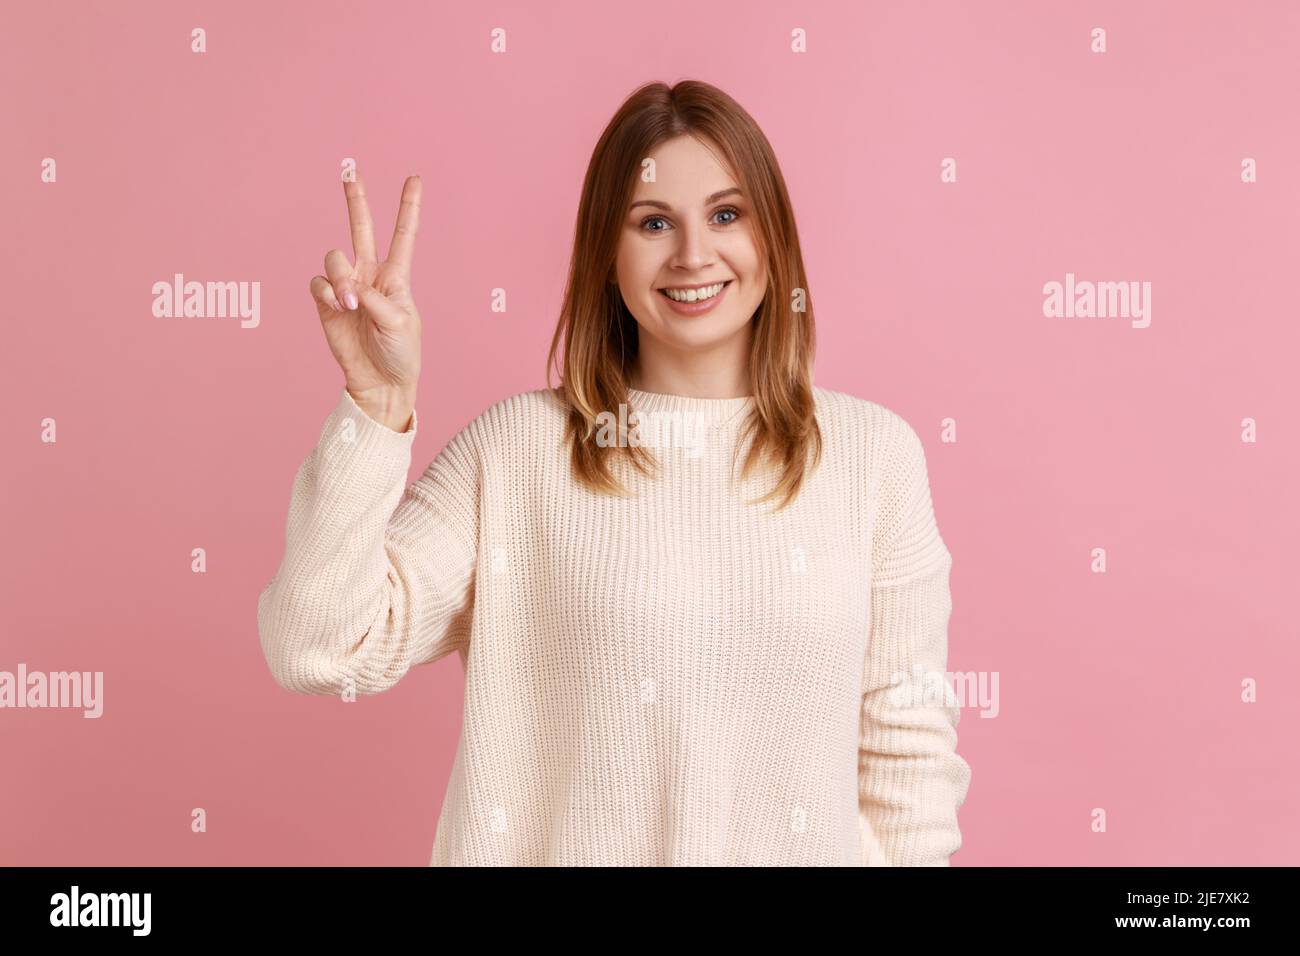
[257, 383, 972, 866]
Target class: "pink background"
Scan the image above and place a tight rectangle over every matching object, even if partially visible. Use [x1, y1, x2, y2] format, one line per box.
[3, 0, 1298, 865]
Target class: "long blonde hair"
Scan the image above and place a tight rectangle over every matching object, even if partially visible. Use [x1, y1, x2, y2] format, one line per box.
[546, 79, 821, 511]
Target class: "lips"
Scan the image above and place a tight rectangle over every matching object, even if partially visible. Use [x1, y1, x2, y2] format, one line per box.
[657, 280, 732, 301]
[656, 279, 733, 315]
[658, 280, 730, 291]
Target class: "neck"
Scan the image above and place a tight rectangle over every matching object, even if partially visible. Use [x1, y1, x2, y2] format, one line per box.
[628, 336, 752, 399]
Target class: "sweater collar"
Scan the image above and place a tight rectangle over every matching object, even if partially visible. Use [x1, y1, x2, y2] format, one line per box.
[625, 386, 755, 428]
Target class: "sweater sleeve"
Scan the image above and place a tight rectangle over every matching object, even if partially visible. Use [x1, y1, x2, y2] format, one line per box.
[859, 415, 972, 866]
[257, 387, 479, 696]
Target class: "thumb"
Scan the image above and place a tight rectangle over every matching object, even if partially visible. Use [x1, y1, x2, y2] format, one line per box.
[356, 283, 406, 329]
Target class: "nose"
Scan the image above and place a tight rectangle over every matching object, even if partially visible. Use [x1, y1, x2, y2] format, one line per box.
[670, 218, 716, 272]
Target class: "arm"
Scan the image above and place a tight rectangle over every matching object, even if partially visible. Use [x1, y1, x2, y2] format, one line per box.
[257, 387, 479, 696]
[859, 416, 972, 866]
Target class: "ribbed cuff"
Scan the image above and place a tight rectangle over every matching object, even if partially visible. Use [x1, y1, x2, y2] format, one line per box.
[314, 387, 418, 493]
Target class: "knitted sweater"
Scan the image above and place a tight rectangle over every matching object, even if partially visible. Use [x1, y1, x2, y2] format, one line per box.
[257, 383, 972, 866]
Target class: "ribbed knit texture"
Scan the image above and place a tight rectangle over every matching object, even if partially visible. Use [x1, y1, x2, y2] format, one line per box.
[257, 384, 972, 866]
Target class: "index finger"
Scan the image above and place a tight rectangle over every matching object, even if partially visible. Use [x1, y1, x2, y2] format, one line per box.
[386, 175, 422, 275]
[343, 177, 378, 263]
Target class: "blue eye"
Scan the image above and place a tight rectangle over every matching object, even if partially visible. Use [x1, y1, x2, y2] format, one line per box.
[639, 206, 742, 232]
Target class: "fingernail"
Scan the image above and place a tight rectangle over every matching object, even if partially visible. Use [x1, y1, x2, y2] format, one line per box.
[344, 291, 359, 310]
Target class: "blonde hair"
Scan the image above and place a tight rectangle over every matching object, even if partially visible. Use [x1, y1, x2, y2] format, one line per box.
[546, 79, 821, 511]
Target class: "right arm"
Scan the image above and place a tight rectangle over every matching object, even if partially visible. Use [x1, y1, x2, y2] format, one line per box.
[256, 388, 480, 696]
[257, 173, 478, 696]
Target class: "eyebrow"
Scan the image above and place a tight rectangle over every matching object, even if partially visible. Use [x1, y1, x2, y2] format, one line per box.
[628, 187, 743, 212]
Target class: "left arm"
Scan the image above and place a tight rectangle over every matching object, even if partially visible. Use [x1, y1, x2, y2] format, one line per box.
[859, 416, 972, 866]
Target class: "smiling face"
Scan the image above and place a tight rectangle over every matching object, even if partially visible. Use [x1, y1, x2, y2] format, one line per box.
[614, 134, 768, 378]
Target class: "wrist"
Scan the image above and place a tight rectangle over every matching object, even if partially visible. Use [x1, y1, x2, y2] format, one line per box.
[348, 385, 417, 433]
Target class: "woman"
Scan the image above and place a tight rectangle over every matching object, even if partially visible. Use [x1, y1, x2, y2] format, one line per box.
[258, 79, 972, 866]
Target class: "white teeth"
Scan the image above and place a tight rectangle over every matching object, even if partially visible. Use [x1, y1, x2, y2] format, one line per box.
[662, 282, 725, 303]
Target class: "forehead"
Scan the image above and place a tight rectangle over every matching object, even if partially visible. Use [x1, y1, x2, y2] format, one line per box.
[630, 135, 739, 200]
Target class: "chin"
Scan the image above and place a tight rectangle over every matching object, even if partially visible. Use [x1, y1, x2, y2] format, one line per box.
[660, 315, 748, 347]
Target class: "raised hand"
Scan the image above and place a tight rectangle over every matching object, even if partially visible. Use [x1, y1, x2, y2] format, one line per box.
[310, 174, 422, 431]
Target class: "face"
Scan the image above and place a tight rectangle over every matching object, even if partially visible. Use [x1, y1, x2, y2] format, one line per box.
[613, 134, 768, 358]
